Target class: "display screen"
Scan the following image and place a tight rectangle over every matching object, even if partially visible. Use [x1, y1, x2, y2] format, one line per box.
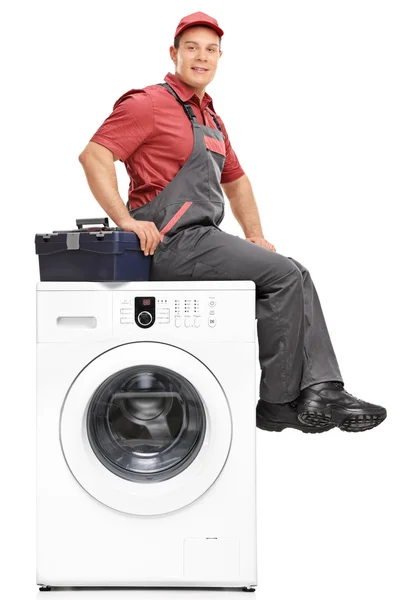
[135, 296, 155, 311]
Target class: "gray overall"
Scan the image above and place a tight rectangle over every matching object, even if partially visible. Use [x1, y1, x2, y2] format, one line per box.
[129, 83, 344, 404]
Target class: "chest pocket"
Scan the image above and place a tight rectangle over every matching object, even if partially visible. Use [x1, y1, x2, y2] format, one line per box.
[204, 135, 226, 157]
[204, 135, 226, 186]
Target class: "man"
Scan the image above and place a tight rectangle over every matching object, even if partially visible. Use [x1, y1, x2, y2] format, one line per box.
[79, 11, 387, 433]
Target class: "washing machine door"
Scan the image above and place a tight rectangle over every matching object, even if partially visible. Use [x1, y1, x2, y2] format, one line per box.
[60, 342, 232, 515]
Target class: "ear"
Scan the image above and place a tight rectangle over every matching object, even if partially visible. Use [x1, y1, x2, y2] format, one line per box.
[219, 50, 223, 59]
[169, 45, 177, 65]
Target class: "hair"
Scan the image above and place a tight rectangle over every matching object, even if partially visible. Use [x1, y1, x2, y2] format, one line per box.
[174, 25, 221, 50]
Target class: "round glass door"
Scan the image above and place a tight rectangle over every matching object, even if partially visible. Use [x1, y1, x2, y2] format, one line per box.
[60, 342, 232, 515]
[87, 365, 206, 483]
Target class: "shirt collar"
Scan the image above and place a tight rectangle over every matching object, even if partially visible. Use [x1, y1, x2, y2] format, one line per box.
[164, 72, 215, 112]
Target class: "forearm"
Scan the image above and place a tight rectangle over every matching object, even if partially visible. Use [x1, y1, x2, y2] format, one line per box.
[223, 174, 263, 238]
[78, 154, 132, 228]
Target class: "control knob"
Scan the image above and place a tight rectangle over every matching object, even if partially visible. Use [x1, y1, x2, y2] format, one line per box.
[138, 311, 153, 326]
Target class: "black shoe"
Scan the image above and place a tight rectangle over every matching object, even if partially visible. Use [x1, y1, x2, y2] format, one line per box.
[296, 381, 387, 432]
[256, 399, 335, 434]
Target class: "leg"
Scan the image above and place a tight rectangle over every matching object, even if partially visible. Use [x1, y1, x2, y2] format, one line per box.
[151, 227, 342, 404]
[285, 258, 386, 432]
[286, 256, 343, 390]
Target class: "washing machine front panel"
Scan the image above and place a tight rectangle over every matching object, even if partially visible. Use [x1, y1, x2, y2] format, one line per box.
[60, 342, 232, 515]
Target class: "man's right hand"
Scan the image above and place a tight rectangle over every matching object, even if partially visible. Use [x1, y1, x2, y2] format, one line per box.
[120, 218, 161, 256]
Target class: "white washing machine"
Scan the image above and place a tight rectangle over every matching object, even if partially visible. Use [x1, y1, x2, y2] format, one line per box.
[36, 280, 257, 592]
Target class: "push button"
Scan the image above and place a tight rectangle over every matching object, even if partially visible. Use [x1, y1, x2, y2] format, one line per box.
[208, 317, 217, 328]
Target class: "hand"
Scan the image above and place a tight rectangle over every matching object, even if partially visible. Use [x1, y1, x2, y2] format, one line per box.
[246, 236, 276, 252]
[120, 218, 161, 256]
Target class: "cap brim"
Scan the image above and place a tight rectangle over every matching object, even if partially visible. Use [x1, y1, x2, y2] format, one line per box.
[176, 21, 224, 38]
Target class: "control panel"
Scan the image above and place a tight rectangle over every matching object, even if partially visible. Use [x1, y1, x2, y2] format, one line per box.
[117, 293, 220, 329]
[35, 283, 256, 343]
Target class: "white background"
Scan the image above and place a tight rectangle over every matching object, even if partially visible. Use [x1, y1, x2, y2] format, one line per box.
[1, 0, 399, 598]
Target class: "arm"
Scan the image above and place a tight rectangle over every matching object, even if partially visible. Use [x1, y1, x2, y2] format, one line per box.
[221, 174, 264, 238]
[222, 174, 276, 252]
[78, 141, 160, 255]
[78, 141, 132, 228]
[215, 111, 275, 250]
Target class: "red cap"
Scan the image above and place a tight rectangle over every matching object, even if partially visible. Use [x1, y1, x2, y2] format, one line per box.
[174, 11, 224, 39]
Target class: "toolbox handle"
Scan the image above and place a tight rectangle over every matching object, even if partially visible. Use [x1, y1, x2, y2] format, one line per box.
[76, 217, 109, 229]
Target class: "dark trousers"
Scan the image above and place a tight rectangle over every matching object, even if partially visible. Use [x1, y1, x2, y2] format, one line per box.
[150, 226, 343, 404]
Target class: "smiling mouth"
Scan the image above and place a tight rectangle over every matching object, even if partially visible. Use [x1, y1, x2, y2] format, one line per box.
[191, 67, 208, 73]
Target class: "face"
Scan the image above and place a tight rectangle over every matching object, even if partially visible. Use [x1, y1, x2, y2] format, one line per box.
[170, 26, 223, 94]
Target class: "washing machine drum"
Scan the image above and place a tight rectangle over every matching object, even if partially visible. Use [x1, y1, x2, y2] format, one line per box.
[87, 365, 206, 483]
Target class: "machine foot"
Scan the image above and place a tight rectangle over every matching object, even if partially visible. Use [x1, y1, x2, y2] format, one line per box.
[39, 586, 52, 592]
[241, 587, 256, 592]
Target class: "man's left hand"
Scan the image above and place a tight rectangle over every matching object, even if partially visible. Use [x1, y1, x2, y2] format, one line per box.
[246, 237, 276, 252]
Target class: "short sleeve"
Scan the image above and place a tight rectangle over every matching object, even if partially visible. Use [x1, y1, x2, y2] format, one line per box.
[216, 116, 245, 184]
[90, 90, 154, 162]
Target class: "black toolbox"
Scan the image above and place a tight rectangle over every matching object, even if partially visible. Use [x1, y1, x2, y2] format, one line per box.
[35, 218, 151, 281]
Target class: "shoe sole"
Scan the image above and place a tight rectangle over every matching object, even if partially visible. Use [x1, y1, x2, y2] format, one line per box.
[256, 409, 335, 434]
[298, 407, 387, 432]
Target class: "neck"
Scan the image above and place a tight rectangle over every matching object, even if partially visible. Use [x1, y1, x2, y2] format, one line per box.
[175, 72, 205, 102]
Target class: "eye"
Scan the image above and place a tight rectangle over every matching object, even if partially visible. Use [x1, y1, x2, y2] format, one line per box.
[208, 48, 216, 52]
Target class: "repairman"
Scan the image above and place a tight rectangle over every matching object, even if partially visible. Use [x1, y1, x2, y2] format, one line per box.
[79, 11, 387, 433]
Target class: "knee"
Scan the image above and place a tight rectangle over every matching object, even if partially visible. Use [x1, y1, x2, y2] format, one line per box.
[279, 255, 303, 281]
[260, 255, 303, 289]
[287, 256, 309, 278]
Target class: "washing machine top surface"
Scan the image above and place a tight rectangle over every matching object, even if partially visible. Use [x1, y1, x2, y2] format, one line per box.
[37, 280, 255, 291]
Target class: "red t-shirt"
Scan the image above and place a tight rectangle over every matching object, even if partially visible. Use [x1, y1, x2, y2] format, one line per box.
[90, 72, 245, 210]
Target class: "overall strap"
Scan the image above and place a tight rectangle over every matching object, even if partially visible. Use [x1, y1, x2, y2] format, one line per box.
[158, 83, 197, 124]
[205, 108, 223, 132]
